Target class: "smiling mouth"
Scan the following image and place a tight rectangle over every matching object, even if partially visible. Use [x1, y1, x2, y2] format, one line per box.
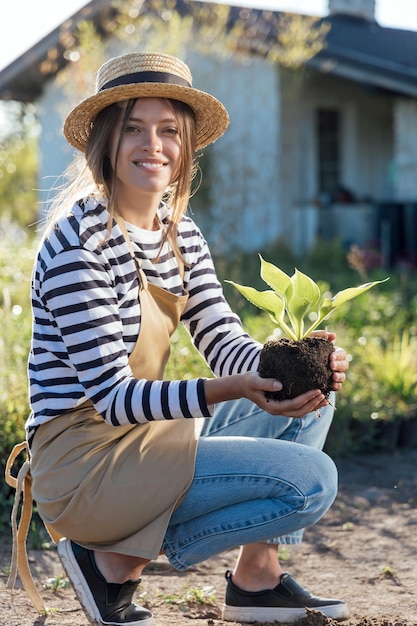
[135, 161, 167, 169]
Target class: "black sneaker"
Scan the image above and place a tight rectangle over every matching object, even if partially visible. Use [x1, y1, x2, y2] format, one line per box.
[57, 538, 153, 625]
[222, 570, 349, 623]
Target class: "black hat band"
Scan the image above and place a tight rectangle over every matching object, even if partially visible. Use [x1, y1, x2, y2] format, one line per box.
[100, 71, 191, 91]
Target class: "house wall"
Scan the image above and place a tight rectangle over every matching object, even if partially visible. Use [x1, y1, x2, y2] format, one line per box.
[393, 98, 417, 200]
[186, 54, 281, 256]
[38, 85, 77, 207]
[299, 73, 394, 203]
[284, 72, 396, 254]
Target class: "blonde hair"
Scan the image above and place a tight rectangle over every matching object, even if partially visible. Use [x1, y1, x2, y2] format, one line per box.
[45, 98, 198, 260]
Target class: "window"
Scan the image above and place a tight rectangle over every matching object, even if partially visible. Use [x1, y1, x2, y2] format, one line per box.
[317, 108, 340, 198]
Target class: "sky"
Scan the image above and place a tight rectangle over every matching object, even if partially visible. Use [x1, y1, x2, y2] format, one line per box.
[2, 0, 417, 70]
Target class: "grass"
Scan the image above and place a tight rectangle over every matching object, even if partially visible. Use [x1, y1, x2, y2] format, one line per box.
[43, 575, 70, 592]
[155, 584, 216, 607]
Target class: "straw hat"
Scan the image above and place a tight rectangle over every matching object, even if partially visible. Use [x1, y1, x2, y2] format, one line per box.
[64, 52, 229, 152]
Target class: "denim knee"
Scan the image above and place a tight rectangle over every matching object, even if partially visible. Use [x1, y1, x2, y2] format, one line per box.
[310, 449, 339, 516]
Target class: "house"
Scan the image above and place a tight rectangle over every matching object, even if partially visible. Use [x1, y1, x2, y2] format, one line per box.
[1, 0, 417, 265]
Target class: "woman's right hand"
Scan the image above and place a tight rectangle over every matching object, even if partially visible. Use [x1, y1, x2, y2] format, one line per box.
[204, 372, 326, 419]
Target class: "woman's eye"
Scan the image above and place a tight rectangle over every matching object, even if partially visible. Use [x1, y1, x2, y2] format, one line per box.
[125, 125, 140, 133]
[164, 127, 179, 135]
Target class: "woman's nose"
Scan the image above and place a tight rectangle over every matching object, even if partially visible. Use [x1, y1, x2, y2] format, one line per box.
[142, 128, 162, 152]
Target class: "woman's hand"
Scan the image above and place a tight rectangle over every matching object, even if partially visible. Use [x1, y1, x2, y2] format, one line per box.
[204, 372, 327, 419]
[239, 372, 329, 418]
[204, 329, 349, 417]
[310, 330, 349, 392]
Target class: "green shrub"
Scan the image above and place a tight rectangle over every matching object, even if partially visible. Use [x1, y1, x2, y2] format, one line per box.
[344, 330, 417, 422]
[0, 225, 37, 541]
[0, 227, 35, 458]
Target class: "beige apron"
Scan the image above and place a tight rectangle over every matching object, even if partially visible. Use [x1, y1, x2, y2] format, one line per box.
[6, 218, 204, 611]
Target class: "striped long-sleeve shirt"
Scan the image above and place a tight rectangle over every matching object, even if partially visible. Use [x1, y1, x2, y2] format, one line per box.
[26, 196, 261, 434]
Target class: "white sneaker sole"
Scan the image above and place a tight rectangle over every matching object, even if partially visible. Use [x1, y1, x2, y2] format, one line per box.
[222, 601, 349, 623]
[57, 538, 153, 626]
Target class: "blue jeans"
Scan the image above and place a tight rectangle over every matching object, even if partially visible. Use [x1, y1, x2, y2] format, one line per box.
[162, 395, 337, 570]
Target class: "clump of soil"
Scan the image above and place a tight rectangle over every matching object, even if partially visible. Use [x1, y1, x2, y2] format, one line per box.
[258, 336, 335, 400]
[294, 607, 337, 625]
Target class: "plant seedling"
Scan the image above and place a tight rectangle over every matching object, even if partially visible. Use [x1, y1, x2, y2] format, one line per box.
[227, 256, 388, 400]
[227, 255, 388, 342]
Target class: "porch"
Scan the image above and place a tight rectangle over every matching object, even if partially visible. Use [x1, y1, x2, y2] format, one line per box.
[292, 202, 417, 269]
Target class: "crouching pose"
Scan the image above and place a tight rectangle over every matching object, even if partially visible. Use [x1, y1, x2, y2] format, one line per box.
[24, 52, 349, 625]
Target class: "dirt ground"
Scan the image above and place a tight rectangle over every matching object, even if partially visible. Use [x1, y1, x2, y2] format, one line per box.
[1, 448, 417, 626]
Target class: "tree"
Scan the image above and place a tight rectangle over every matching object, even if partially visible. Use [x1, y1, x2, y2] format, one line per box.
[0, 102, 39, 231]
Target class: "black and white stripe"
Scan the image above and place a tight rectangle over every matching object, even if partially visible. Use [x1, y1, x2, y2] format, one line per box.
[26, 196, 261, 433]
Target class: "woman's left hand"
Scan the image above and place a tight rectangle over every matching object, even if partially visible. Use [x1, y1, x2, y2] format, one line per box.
[311, 330, 349, 392]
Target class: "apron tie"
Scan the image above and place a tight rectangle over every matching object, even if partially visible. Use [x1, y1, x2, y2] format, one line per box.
[5, 441, 62, 613]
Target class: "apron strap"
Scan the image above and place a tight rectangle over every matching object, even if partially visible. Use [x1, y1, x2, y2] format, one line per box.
[5, 441, 62, 614]
[115, 214, 149, 289]
[114, 213, 185, 283]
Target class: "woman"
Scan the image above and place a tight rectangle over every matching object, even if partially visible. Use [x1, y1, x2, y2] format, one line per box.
[25, 52, 349, 625]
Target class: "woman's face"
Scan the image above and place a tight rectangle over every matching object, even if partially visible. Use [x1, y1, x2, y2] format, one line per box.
[109, 98, 182, 205]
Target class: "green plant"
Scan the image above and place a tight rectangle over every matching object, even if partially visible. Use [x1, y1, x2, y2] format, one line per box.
[381, 565, 395, 578]
[0, 258, 33, 457]
[278, 545, 291, 561]
[156, 585, 216, 607]
[0, 226, 36, 540]
[351, 330, 417, 421]
[227, 255, 389, 341]
[43, 575, 70, 592]
[165, 325, 212, 380]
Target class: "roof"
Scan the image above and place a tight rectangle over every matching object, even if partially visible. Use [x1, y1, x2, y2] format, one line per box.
[309, 14, 417, 98]
[1, 0, 417, 102]
[0, 0, 117, 102]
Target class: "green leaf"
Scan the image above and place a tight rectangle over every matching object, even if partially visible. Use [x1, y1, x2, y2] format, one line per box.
[225, 280, 297, 339]
[290, 269, 321, 307]
[225, 282, 283, 317]
[259, 255, 291, 297]
[286, 269, 321, 337]
[227, 258, 389, 341]
[305, 278, 390, 335]
[330, 279, 389, 308]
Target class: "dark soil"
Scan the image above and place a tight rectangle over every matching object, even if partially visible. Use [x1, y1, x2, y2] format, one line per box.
[1, 448, 417, 626]
[258, 337, 335, 400]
